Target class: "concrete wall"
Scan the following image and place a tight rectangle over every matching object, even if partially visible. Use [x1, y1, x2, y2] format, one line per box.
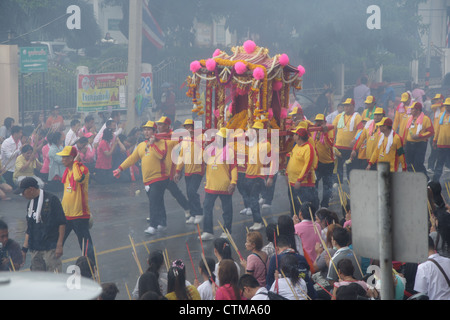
[0, 45, 19, 124]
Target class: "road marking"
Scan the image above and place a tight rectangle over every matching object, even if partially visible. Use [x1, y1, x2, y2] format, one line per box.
[61, 211, 289, 264]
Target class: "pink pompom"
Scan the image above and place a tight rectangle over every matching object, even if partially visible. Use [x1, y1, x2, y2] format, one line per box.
[234, 61, 247, 75]
[213, 109, 220, 118]
[206, 59, 216, 72]
[280, 108, 288, 119]
[190, 60, 202, 73]
[213, 49, 221, 57]
[268, 108, 273, 119]
[297, 65, 306, 77]
[228, 103, 233, 114]
[273, 80, 283, 91]
[279, 54, 289, 66]
[243, 40, 256, 54]
[253, 67, 265, 80]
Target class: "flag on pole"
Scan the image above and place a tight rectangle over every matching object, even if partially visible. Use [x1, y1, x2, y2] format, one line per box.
[142, 1, 165, 49]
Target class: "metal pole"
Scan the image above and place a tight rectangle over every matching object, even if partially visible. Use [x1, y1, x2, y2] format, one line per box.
[126, 0, 143, 132]
[377, 162, 394, 300]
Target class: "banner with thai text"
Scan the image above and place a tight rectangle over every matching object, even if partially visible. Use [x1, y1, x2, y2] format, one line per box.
[77, 72, 153, 112]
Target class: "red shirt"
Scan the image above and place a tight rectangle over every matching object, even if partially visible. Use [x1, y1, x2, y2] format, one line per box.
[95, 140, 112, 169]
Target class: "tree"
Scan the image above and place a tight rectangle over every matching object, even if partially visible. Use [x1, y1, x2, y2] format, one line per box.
[0, 0, 100, 50]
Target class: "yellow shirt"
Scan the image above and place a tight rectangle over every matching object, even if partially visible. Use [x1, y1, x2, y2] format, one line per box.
[393, 107, 410, 141]
[286, 141, 317, 187]
[246, 140, 273, 178]
[434, 110, 450, 148]
[119, 139, 168, 185]
[405, 114, 434, 143]
[332, 112, 362, 149]
[312, 130, 334, 164]
[353, 122, 381, 161]
[204, 144, 238, 194]
[61, 161, 90, 220]
[13, 155, 38, 180]
[175, 139, 204, 176]
[369, 131, 406, 172]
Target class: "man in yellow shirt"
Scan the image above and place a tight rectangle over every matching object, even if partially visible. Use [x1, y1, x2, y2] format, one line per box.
[428, 93, 445, 173]
[200, 128, 237, 240]
[13, 144, 43, 188]
[57, 145, 95, 266]
[114, 121, 171, 235]
[286, 127, 319, 215]
[432, 97, 450, 182]
[361, 95, 377, 120]
[243, 121, 274, 231]
[393, 92, 412, 141]
[367, 117, 406, 172]
[332, 98, 362, 184]
[174, 119, 204, 225]
[404, 102, 434, 180]
[156, 116, 190, 222]
[351, 107, 385, 170]
[312, 114, 334, 208]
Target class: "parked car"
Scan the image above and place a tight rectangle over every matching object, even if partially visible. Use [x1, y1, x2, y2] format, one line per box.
[30, 41, 76, 63]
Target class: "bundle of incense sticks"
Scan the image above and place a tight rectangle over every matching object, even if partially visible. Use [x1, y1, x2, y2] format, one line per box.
[217, 220, 243, 261]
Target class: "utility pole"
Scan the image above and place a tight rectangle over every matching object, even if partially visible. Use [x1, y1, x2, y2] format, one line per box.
[127, 0, 143, 131]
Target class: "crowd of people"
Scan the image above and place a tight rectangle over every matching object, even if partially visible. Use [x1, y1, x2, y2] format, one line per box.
[1, 76, 450, 301]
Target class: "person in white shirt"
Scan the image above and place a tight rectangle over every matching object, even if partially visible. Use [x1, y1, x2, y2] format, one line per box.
[238, 274, 270, 300]
[414, 236, 450, 300]
[93, 111, 124, 146]
[0, 125, 23, 187]
[325, 103, 344, 125]
[65, 119, 81, 147]
[194, 257, 216, 300]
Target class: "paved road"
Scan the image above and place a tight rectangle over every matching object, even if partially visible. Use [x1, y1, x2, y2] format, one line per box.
[0, 172, 343, 300]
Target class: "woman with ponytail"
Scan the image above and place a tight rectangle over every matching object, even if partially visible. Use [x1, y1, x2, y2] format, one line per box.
[166, 259, 200, 300]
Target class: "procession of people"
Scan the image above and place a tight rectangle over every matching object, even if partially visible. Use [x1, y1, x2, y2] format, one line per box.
[1, 78, 450, 301]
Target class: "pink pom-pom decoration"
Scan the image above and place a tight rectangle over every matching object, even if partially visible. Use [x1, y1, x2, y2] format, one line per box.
[234, 61, 247, 75]
[243, 40, 256, 54]
[253, 67, 265, 80]
[213, 49, 221, 57]
[213, 109, 220, 118]
[279, 54, 289, 66]
[297, 65, 306, 77]
[206, 59, 216, 72]
[273, 80, 283, 91]
[190, 60, 202, 73]
[228, 103, 233, 114]
[280, 108, 288, 119]
[268, 108, 274, 119]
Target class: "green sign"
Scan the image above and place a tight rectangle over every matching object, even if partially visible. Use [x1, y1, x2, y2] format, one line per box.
[20, 47, 48, 73]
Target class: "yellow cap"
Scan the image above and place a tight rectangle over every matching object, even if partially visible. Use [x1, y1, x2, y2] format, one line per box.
[314, 114, 325, 121]
[289, 106, 303, 115]
[443, 98, 450, 106]
[216, 127, 228, 138]
[400, 92, 410, 102]
[365, 96, 375, 104]
[183, 119, 194, 126]
[156, 116, 171, 125]
[252, 121, 264, 130]
[56, 145, 77, 157]
[343, 98, 355, 105]
[433, 94, 444, 100]
[376, 117, 393, 127]
[374, 107, 385, 115]
[142, 121, 156, 128]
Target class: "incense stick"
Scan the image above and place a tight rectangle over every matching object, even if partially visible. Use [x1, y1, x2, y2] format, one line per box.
[93, 246, 100, 283]
[125, 283, 132, 300]
[186, 242, 198, 281]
